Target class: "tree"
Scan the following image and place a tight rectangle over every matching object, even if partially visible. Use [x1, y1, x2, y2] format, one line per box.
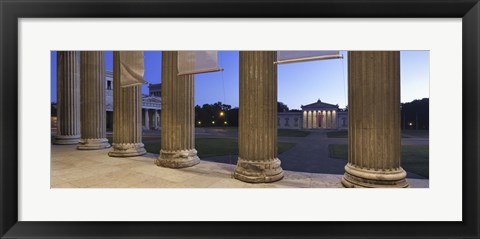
[277, 102, 289, 112]
[51, 102, 57, 116]
[194, 102, 236, 127]
[400, 98, 429, 130]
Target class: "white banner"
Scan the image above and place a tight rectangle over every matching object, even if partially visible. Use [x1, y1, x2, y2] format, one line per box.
[177, 51, 221, 76]
[276, 51, 342, 64]
[119, 51, 146, 87]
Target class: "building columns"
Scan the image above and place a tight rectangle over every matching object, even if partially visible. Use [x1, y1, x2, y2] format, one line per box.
[54, 51, 81, 145]
[303, 111, 307, 128]
[308, 111, 312, 129]
[234, 51, 283, 183]
[154, 110, 159, 129]
[342, 51, 408, 188]
[144, 109, 149, 130]
[318, 111, 321, 128]
[155, 51, 199, 168]
[322, 110, 326, 129]
[78, 51, 110, 150]
[151, 110, 156, 129]
[332, 110, 337, 129]
[108, 51, 146, 157]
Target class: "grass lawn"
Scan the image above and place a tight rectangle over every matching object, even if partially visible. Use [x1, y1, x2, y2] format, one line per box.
[326, 130, 348, 138]
[144, 138, 296, 158]
[195, 127, 310, 137]
[196, 126, 239, 132]
[327, 130, 429, 139]
[328, 144, 429, 178]
[278, 129, 310, 137]
[402, 130, 429, 138]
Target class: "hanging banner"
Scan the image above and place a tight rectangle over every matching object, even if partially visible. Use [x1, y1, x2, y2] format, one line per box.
[177, 51, 222, 76]
[119, 51, 147, 87]
[276, 51, 342, 64]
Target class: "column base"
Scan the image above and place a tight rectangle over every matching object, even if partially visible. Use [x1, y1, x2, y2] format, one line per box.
[53, 135, 80, 145]
[341, 163, 409, 188]
[108, 143, 146, 157]
[233, 157, 284, 183]
[77, 138, 111, 150]
[156, 149, 200, 168]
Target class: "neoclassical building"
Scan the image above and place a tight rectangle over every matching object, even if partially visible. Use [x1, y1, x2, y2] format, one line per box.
[277, 99, 348, 130]
[53, 51, 408, 188]
[104, 71, 162, 131]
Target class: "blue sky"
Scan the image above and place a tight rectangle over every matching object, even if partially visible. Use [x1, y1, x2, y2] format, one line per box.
[51, 51, 429, 109]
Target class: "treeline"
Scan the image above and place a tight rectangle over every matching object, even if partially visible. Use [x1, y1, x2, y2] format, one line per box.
[194, 101, 296, 127]
[195, 102, 238, 127]
[401, 98, 429, 130]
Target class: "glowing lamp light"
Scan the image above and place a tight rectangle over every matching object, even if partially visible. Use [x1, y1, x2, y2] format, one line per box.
[198, 121, 201, 125]
[219, 112, 225, 117]
[224, 121, 227, 125]
[212, 121, 215, 124]
[409, 122, 413, 126]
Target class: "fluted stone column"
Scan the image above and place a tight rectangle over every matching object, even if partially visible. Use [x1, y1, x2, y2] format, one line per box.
[108, 51, 146, 157]
[54, 51, 81, 145]
[234, 51, 283, 183]
[342, 51, 408, 188]
[78, 51, 110, 150]
[313, 110, 317, 129]
[155, 51, 199, 168]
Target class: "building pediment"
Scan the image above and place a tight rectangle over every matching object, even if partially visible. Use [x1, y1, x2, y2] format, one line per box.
[301, 99, 339, 110]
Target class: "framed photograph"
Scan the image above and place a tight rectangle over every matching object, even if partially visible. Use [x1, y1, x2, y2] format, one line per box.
[1, 0, 479, 238]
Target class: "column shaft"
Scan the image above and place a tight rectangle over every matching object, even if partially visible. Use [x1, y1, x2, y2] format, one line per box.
[322, 110, 326, 129]
[153, 110, 157, 129]
[342, 51, 408, 188]
[108, 51, 146, 157]
[78, 51, 110, 149]
[234, 51, 283, 183]
[54, 51, 81, 145]
[155, 51, 199, 168]
[144, 109, 149, 130]
[303, 111, 307, 128]
[332, 110, 337, 129]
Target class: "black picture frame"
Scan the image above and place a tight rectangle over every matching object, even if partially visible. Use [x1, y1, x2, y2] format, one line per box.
[1, 0, 479, 238]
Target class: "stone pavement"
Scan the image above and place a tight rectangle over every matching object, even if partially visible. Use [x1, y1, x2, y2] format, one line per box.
[51, 145, 429, 188]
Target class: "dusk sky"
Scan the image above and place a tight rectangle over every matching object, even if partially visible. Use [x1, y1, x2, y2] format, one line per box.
[51, 51, 429, 109]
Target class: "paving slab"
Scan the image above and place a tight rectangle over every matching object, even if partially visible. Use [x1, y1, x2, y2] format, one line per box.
[51, 145, 428, 188]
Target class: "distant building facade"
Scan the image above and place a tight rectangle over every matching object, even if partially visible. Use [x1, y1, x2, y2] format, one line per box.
[148, 83, 161, 97]
[277, 99, 348, 130]
[105, 71, 162, 131]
